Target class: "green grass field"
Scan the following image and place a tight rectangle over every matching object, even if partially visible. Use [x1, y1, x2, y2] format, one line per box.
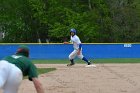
[24, 68, 56, 79]
[30, 58, 140, 76]
[33, 58, 140, 64]
[37, 68, 56, 74]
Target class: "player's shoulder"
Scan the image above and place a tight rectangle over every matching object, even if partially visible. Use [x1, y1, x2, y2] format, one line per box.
[74, 35, 80, 41]
[71, 35, 81, 42]
[72, 35, 79, 39]
[15, 54, 32, 62]
[3, 55, 11, 60]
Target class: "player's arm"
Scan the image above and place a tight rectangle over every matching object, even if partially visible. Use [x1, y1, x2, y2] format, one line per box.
[79, 44, 82, 51]
[28, 63, 45, 93]
[77, 43, 82, 55]
[32, 78, 45, 93]
[63, 40, 72, 44]
[63, 41, 69, 44]
[76, 36, 82, 55]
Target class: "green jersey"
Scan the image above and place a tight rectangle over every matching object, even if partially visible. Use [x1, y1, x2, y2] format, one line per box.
[3, 54, 38, 81]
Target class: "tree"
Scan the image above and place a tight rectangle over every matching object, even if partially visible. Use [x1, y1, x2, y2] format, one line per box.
[106, 0, 140, 42]
[0, 0, 140, 43]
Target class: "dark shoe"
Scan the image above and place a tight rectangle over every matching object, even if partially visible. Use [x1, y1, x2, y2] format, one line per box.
[86, 61, 96, 67]
[88, 61, 91, 65]
[67, 63, 75, 66]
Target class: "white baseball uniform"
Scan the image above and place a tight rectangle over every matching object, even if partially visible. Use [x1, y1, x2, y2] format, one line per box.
[69, 35, 84, 60]
[0, 60, 23, 93]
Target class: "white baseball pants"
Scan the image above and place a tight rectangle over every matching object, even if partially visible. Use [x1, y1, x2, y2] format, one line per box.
[69, 50, 84, 60]
[0, 60, 23, 93]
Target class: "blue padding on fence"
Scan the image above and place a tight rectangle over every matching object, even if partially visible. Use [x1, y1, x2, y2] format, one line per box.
[0, 44, 139, 59]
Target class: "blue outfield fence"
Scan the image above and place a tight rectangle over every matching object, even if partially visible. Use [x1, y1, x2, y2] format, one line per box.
[0, 43, 139, 59]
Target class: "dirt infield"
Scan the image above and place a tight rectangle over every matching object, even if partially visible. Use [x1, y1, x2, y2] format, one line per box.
[1, 64, 140, 93]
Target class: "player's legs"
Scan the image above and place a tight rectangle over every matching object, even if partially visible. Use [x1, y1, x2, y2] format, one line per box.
[78, 53, 96, 67]
[3, 64, 23, 93]
[0, 60, 10, 89]
[77, 51, 91, 65]
[67, 50, 77, 66]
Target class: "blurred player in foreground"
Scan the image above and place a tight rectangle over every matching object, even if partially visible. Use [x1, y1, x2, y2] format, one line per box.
[64, 28, 96, 67]
[0, 45, 44, 93]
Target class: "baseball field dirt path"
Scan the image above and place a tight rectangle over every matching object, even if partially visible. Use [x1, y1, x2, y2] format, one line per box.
[1, 64, 140, 93]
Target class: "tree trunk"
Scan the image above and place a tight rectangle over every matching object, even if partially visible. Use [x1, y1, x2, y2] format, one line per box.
[88, 0, 92, 10]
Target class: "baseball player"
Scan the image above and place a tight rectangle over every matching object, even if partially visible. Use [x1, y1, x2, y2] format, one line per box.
[64, 28, 96, 67]
[0, 45, 44, 93]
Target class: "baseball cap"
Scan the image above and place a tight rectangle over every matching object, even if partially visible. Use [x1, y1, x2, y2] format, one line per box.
[16, 45, 29, 57]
